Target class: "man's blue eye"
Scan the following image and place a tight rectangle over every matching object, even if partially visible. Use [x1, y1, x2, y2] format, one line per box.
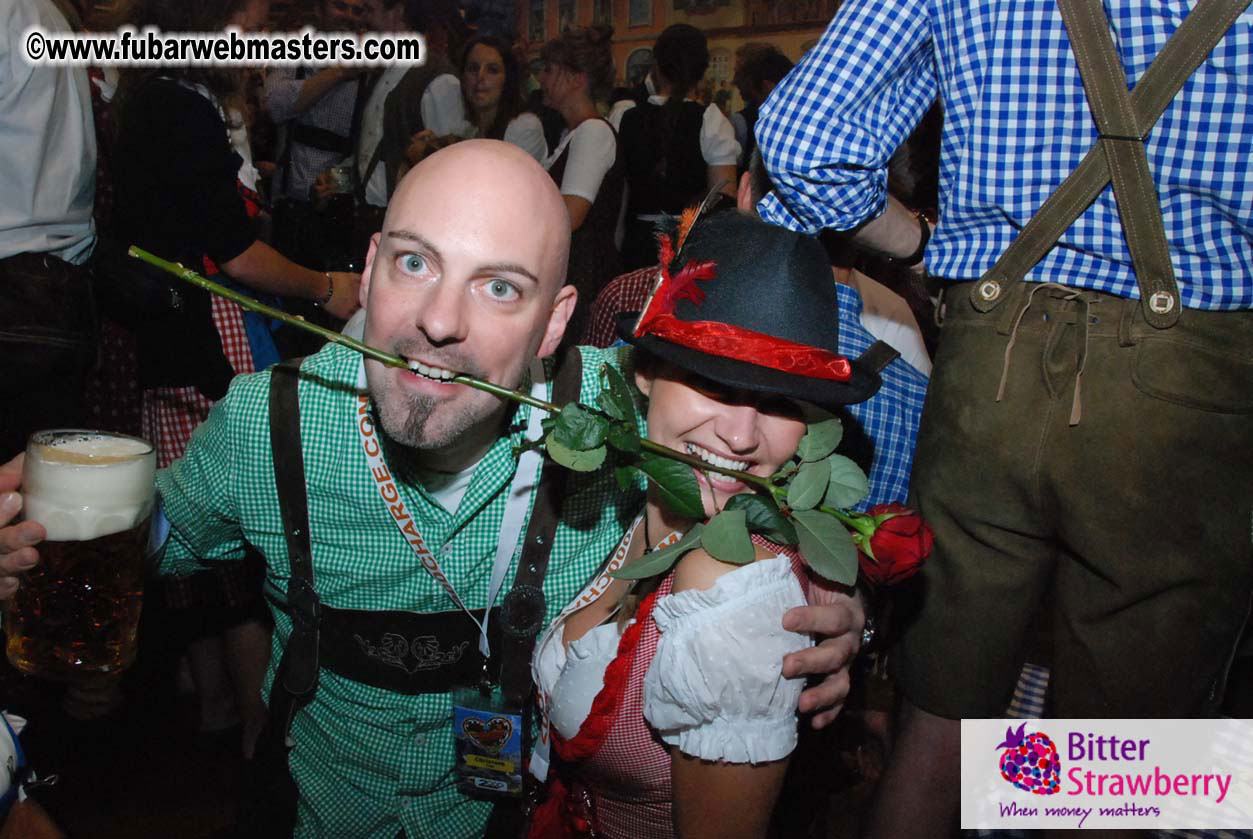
[486, 279, 519, 301]
[401, 254, 427, 274]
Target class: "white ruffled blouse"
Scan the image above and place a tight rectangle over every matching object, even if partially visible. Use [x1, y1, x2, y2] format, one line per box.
[535, 552, 812, 765]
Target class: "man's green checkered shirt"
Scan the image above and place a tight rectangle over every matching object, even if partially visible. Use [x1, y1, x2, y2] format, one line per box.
[157, 342, 643, 838]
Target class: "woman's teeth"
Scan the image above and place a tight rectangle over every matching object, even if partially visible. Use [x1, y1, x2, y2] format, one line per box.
[684, 443, 750, 472]
[407, 360, 456, 381]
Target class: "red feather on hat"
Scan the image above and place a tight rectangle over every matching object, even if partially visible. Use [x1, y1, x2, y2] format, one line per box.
[635, 258, 717, 335]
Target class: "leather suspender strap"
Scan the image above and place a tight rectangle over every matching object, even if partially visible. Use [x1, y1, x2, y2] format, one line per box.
[268, 358, 320, 743]
[1056, 0, 1183, 327]
[265, 351, 585, 706]
[484, 350, 585, 839]
[346, 71, 372, 159]
[858, 340, 901, 376]
[497, 349, 584, 708]
[969, 0, 1252, 328]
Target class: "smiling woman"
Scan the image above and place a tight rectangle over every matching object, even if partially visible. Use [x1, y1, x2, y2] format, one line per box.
[530, 208, 885, 839]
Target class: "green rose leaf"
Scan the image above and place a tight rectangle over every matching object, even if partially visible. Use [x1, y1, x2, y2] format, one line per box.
[824, 454, 870, 509]
[797, 417, 844, 462]
[596, 391, 625, 422]
[611, 524, 705, 580]
[787, 458, 831, 511]
[792, 509, 858, 586]
[637, 454, 705, 520]
[545, 436, 607, 472]
[606, 421, 642, 455]
[771, 459, 799, 486]
[598, 364, 638, 425]
[723, 493, 797, 544]
[614, 465, 637, 493]
[550, 403, 609, 451]
[701, 509, 755, 565]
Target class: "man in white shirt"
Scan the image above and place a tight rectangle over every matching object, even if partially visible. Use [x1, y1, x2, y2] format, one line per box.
[312, 0, 466, 267]
[0, 0, 98, 457]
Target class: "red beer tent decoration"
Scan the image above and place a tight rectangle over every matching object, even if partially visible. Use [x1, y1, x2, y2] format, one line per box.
[635, 251, 853, 384]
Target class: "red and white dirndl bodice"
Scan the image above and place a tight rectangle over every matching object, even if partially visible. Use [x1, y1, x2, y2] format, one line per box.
[530, 534, 806, 839]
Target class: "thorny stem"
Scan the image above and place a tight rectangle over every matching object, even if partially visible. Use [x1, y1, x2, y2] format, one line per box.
[130, 246, 874, 529]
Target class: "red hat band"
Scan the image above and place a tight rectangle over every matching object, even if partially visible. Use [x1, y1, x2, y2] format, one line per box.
[638, 313, 853, 383]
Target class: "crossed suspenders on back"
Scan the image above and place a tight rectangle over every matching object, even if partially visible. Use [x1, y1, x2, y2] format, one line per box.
[969, 0, 1252, 329]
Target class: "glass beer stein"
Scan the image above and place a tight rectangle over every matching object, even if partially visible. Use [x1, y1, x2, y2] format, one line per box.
[6, 430, 156, 680]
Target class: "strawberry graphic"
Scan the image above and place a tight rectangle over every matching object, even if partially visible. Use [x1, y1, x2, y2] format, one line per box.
[996, 723, 1061, 795]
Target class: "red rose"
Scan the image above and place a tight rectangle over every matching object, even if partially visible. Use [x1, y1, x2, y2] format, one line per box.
[858, 502, 933, 586]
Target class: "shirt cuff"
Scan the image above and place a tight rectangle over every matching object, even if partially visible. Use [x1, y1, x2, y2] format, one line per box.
[756, 193, 811, 234]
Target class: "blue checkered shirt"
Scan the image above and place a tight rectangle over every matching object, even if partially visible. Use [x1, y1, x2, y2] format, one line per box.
[756, 0, 1253, 311]
[834, 283, 929, 509]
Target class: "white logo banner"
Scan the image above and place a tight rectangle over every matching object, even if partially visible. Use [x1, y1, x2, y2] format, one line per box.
[961, 718, 1253, 830]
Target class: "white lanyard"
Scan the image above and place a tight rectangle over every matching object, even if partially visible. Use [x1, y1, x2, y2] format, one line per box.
[530, 514, 681, 781]
[354, 357, 548, 659]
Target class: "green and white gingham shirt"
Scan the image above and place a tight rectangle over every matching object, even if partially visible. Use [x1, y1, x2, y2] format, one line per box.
[157, 342, 642, 838]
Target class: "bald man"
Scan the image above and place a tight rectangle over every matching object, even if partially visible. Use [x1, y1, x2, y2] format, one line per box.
[0, 141, 862, 838]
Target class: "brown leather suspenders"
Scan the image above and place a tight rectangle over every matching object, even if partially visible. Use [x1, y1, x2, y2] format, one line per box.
[969, 0, 1252, 328]
[265, 351, 583, 720]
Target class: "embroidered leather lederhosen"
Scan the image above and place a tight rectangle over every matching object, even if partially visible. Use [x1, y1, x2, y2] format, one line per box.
[238, 350, 584, 839]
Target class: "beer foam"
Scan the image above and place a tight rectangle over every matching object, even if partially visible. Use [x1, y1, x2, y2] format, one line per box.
[24, 433, 156, 541]
[38, 433, 152, 464]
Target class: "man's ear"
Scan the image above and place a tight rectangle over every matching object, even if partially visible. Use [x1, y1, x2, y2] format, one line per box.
[736, 171, 753, 213]
[537, 284, 578, 359]
[360, 231, 382, 309]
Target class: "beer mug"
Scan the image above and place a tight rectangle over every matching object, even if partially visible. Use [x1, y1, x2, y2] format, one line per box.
[328, 163, 356, 194]
[5, 430, 156, 680]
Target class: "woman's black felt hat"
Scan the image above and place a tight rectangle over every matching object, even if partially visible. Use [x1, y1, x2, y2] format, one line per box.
[617, 209, 883, 409]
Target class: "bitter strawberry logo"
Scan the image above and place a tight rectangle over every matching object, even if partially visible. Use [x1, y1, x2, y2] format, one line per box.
[996, 723, 1061, 795]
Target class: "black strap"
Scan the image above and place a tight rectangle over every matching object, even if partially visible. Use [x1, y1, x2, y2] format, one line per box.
[487, 350, 585, 838]
[346, 71, 373, 158]
[266, 351, 586, 707]
[318, 602, 503, 694]
[290, 123, 353, 156]
[858, 340, 901, 376]
[497, 349, 585, 708]
[968, 0, 1252, 328]
[268, 359, 320, 743]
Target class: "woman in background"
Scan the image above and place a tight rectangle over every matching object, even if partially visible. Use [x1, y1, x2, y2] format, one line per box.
[538, 25, 624, 349]
[617, 24, 740, 270]
[460, 34, 547, 162]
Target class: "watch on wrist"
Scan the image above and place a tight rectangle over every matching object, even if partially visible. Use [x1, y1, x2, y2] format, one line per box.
[317, 272, 334, 307]
[885, 211, 932, 268]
